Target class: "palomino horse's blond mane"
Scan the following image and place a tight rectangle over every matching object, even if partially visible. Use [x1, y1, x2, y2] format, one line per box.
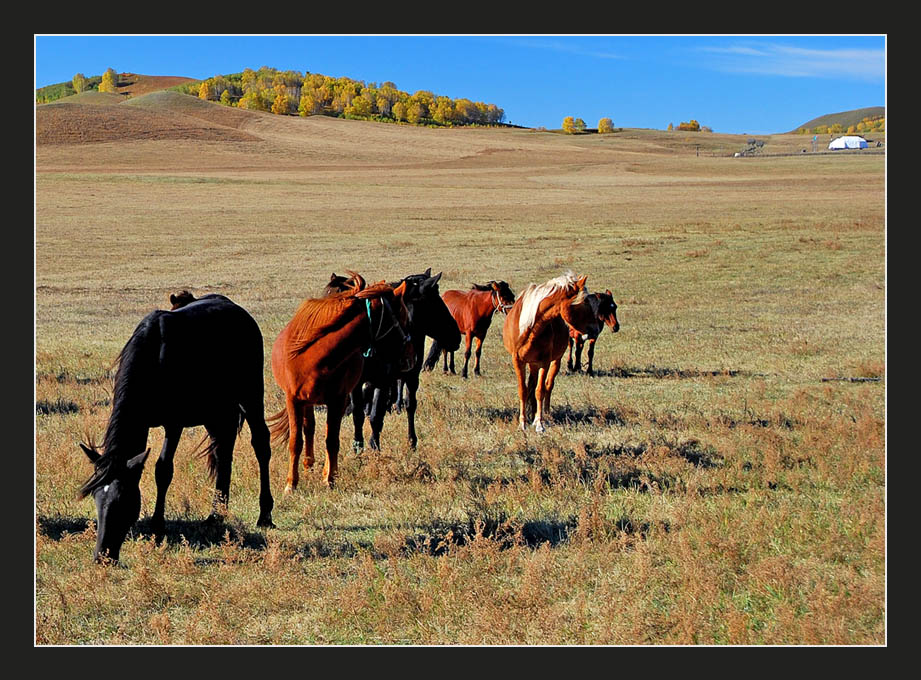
[516, 271, 586, 338]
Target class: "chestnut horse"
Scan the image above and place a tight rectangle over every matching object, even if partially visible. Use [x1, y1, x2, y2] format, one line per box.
[422, 280, 516, 378]
[566, 290, 620, 375]
[268, 274, 414, 490]
[502, 272, 599, 432]
[78, 294, 275, 563]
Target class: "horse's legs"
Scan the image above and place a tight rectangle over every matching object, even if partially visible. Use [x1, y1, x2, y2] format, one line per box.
[323, 397, 346, 488]
[284, 397, 304, 494]
[532, 364, 548, 432]
[302, 407, 316, 470]
[350, 383, 365, 452]
[394, 379, 404, 414]
[461, 333, 473, 379]
[368, 385, 388, 451]
[523, 362, 540, 426]
[448, 350, 456, 375]
[567, 337, 575, 372]
[473, 336, 484, 376]
[403, 372, 420, 448]
[540, 360, 562, 428]
[586, 338, 596, 376]
[513, 357, 530, 431]
[242, 399, 275, 528]
[574, 337, 584, 373]
[151, 425, 182, 542]
[205, 415, 240, 521]
[442, 349, 451, 374]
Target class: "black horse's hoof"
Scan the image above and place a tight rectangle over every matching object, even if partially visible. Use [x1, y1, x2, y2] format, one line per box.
[257, 516, 276, 529]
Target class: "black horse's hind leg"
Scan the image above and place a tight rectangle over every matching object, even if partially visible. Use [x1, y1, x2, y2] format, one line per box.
[351, 383, 366, 452]
[204, 416, 239, 524]
[394, 380, 405, 414]
[567, 338, 575, 372]
[151, 425, 182, 543]
[573, 338, 584, 373]
[242, 401, 274, 528]
[403, 373, 420, 449]
[447, 350, 455, 375]
[586, 339, 596, 377]
[368, 385, 388, 451]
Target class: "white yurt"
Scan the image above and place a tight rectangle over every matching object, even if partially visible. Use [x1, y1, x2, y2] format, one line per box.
[828, 135, 869, 150]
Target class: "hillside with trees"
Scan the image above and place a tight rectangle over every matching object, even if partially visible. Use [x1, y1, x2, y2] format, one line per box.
[793, 106, 885, 136]
[174, 66, 506, 128]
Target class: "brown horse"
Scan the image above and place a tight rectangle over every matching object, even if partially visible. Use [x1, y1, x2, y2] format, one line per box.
[422, 280, 516, 378]
[502, 272, 599, 432]
[566, 290, 620, 375]
[268, 273, 414, 490]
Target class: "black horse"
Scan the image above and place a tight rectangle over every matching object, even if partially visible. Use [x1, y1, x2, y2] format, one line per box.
[329, 269, 461, 450]
[78, 294, 274, 563]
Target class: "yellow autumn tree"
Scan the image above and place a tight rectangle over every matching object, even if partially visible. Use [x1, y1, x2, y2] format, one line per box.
[72, 73, 86, 94]
[98, 68, 118, 93]
[198, 82, 211, 100]
[562, 116, 576, 133]
[220, 90, 232, 106]
[598, 117, 614, 134]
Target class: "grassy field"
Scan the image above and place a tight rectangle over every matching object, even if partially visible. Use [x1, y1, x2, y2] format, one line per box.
[35, 100, 885, 645]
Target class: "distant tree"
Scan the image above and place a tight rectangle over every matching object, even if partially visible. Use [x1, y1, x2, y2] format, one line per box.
[220, 89, 232, 106]
[406, 101, 424, 125]
[562, 116, 576, 133]
[574, 118, 586, 132]
[98, 68, 118, 93]
[677, 119, 701, 131]
[392, 101, 407, 122]
[271, 92, 291, 115]
[598, 117, 614, 134]
[72, 73, 86, 94]
[667, 123, 674, 131]
[198, 82, 211, 100]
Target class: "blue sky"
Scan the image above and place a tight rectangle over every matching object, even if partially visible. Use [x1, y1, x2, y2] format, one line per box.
[34, 35, 886, 135]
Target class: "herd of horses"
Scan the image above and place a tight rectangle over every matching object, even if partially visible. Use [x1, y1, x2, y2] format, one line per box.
[76, 270, 619, 562]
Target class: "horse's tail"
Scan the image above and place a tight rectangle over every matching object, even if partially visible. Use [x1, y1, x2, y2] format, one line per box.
[422, 339, 441, 372]
[192, 408, 245, 481]
[267, 406, 290, 448]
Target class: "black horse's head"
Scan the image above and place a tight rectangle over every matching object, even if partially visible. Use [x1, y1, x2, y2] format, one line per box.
[596, 289, 620, 333]
[402, 270, 461, 352]
[491, 280, 517, 312]
[79, 444, 150, 563]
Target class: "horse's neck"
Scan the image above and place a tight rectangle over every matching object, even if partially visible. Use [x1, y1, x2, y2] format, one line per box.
[100, 398, 151, 461]
[562, 297, 599, 336]
[473, 289, 495, 317]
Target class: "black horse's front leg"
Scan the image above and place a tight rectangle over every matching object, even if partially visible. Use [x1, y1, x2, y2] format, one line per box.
[351, 384, 365, 452]
[151, 425, 182, 543]
[403, 373, 420, 449]
[368, 385, 389, 451]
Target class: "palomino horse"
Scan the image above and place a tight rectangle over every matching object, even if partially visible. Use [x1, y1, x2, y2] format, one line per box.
[502, 272, 600, 432]
[566, 290, 620, 375]
[78, 294, 275, 563]
[268, 274, 414, 490]
[422, 280, 516, 378]
[327, 269, 461, 450]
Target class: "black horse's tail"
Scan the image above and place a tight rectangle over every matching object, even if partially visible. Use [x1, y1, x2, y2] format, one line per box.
[422, 339, 442, 372]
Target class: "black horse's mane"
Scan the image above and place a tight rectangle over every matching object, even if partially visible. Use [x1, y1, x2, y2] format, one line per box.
[79, 314, 163, 498]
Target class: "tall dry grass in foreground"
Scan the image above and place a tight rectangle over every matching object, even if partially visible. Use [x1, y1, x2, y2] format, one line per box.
[35, 120, 884, 644]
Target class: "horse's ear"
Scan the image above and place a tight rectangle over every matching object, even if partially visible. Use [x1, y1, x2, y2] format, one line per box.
[392, 280, 408, 297]
[80, 443, 101, 464]
[169, 293, 178, 306]
[330, 273, 338, 282]
[126, 449, 150, 477]
[430, 271, 442, 284]
[576, 275, 588, 290]
[606, 289, 613, 297]
[424, 267, 432, 277]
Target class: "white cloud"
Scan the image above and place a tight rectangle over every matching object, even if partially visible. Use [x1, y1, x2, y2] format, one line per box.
[698, 42, 884, 82]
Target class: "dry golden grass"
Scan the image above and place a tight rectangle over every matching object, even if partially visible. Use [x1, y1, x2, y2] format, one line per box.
[35, 98, 885, 645]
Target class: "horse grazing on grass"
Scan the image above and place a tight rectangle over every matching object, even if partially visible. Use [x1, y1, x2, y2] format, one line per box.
[502, 272, 600, 432]
[268, 273, 414, 490]
[327, 269, 461, 450]
[78, 294, 275, 563]
[566, 290, 620, 376]
[168, 290, 197, 309]
[422, 280, 516, 378]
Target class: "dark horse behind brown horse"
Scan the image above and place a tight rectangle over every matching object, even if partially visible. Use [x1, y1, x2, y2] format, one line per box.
[268, 273, 414, 490]
[566, 289, 620, 375]
[422, 280, 515, 378]
[78, 294, 275, 563]
[328, 269, 461, 451]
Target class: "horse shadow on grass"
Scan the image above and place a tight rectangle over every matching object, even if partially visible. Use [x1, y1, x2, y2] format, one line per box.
[589, 365, 750, 379]
[480, 405, 629, 427]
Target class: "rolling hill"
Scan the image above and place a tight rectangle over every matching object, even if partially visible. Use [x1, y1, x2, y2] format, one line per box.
[792, 106, 884, 133]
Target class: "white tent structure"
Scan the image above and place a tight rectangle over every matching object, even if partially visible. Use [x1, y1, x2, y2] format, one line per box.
[828, 135, 869, 150]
